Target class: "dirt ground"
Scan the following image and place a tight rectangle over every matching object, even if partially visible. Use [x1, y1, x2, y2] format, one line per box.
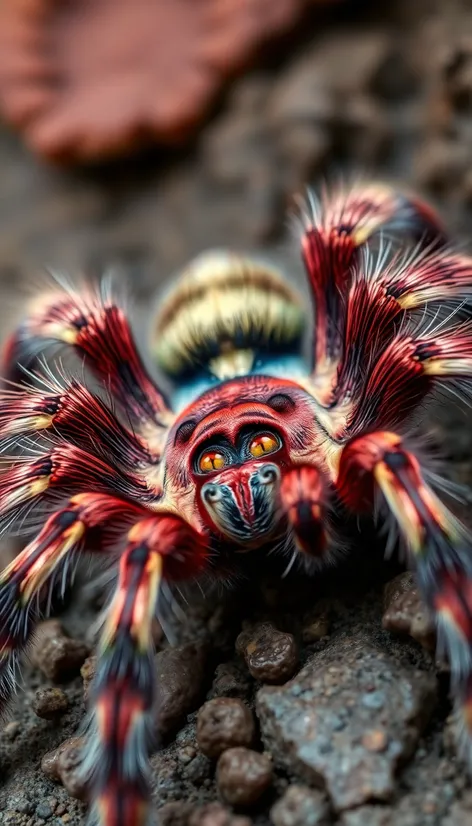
[2, 0, 472, 824]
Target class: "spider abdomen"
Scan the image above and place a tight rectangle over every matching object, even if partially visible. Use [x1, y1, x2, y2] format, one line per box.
[151, 251, 307, 408]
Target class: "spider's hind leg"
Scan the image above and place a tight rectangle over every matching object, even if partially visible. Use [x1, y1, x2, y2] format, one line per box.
[299, 181, 447, 390]
[1, 283, 173, 433]
[336, 431, 472, 760]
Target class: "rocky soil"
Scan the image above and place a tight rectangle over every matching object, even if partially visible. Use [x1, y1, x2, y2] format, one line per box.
[1, 0, 472, 824]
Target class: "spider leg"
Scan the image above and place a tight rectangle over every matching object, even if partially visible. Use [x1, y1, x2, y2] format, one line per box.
[0, 443, 153, 534]
[1, 283, 173, 430]
[324, 247, 472, 425]
[299, 182, 446, 398]
[84, 514, 209, 826]
[0, 373, 154, 466]
[299, 183, 472, 444]
[0, 493, 142, 711]
[343, 318, 472, 437]
[336, 431, 472, 760]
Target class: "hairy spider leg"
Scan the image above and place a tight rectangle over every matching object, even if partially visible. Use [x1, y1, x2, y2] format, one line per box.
[299, 182, 447, 405]
[324, 248, 472, 438]
[0, 443, 154, 535]
[0, 285, 174, 435]
[0, 493, 142, 711]
[0, 460, 210, 826]
[343, 318, 472, 437]
[337, 432, 472, 759]
[83, 515, 209, 826]
[0, 374, 154, 465]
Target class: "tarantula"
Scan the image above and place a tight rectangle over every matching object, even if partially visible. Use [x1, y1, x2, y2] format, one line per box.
[0, 181, 472, 825]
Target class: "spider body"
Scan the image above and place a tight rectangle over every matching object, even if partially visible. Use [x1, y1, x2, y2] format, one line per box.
[163, 374, 331, 550]
[1, 182, 472, 824]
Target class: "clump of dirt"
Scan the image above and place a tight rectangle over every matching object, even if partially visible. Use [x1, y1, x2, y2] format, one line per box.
[216, 747, 273, 807]
[197, 698, 256, 758]
[30, 619, 90, 683]
[236, 622, 299, 685]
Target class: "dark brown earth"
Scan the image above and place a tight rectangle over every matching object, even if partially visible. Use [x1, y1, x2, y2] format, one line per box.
[1, 0, 472, 824]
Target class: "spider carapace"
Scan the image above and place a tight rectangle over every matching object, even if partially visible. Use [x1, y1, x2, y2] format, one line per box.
[0, 182, 472, 825]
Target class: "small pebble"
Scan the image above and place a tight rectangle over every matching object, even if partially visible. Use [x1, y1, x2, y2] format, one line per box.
[216, 747, 272, 806]
[155, 641, 211, 737]
[42, 740, 69, 781]
[31, 619, 89, 682]
[33, 687, 69, 720]
[302, 618, 331, 644]
[302, 602, 332, 644]
[80, 655, 96, 703]
[177, 745, 197, 764]
[382, 572, 436, 652]
[340, 805, 394, 826]
[182, 753, 212, 785]
[236, 622, 299, 684]
[156, 800, 194, 826]
[41, 736, 87, 801]
[13, 800, 34, 815]
[57, 736, 88, 800]
[3, 720, 20, 740]
[270, 785, 330, 826]
[189, 801, 252, 826]
[209, 662, 252, 700]
[361, 691, 385, 710]
[197, 698, 255, 758]
[35, 802, 53, 820]
[362, 730, 388, 753]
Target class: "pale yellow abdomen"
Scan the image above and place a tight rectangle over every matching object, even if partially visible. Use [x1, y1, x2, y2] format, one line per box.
[151, 251, 306, 383]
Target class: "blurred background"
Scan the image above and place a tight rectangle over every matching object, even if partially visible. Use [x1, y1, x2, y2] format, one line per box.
[1, 1, 472, 824]
[0, 0, 470, 312]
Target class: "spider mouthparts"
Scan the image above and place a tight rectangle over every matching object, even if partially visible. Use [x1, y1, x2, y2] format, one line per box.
[201, 463, 281, 546]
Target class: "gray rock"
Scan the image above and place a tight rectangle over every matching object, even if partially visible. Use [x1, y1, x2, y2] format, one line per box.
[270, 785, 331, 826]
[340, 806, 392, 826]
[257, 630, 437, 812]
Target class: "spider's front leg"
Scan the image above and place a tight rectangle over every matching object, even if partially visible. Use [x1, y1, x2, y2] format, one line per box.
[84, 514, 209, 826]
[0, 493, 141, 709]
[336, 431, 472, 757]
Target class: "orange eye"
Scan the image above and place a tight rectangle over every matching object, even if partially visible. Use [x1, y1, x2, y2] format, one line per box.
[199, 451, 227, 473]
[249, 433, 279, 458]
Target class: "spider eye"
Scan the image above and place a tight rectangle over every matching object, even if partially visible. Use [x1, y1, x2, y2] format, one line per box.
[198, 451, 227, 473]
[249, 433, 280, 458]
[267, 393, 295, 413]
